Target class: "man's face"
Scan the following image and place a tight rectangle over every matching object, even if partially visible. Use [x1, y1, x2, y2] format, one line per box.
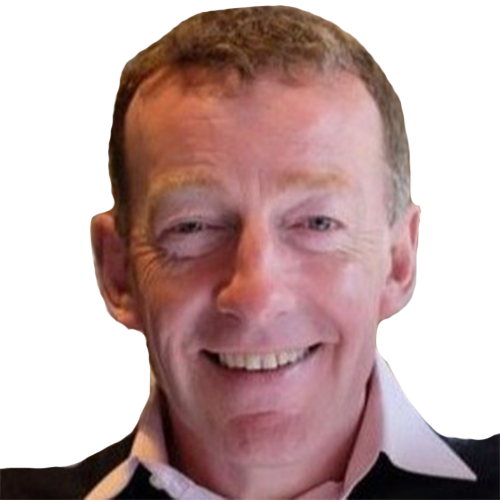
[124, 71, 395, 465]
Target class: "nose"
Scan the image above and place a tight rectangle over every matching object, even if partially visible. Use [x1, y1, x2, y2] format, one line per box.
[215, 218, 296, 327]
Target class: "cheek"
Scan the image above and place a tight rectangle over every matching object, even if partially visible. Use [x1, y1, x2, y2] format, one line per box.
[131, 248, 229, 378]
[299, 250, 384, 339]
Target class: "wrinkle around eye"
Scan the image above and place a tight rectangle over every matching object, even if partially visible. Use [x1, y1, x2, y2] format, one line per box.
[130, 239, 170, 286]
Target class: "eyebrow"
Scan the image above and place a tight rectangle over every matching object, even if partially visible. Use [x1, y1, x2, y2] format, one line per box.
[274, 169, 348, 192]
[146, 170, 227, 212]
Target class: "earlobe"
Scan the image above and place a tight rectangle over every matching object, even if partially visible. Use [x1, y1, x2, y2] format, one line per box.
[90, 210, 143, 331]
[379, 203, 420, 321]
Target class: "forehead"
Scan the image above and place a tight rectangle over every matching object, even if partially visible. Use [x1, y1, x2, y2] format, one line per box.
[124, 69, 386, 214]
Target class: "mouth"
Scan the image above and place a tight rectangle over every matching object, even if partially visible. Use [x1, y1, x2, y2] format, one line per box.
[203, 343, 322, 373]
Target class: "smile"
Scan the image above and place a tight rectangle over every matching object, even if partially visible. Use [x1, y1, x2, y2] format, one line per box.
[205, 344, 321, 372]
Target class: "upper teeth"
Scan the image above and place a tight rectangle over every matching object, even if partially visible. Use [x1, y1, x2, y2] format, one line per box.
[217, 348, 310, 371]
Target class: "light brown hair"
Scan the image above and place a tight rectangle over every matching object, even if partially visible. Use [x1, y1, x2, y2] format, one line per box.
[109, 6, 410, 241]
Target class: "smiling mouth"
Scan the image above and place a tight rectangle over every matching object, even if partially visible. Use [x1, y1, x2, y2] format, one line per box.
[204, 344, 322, 372]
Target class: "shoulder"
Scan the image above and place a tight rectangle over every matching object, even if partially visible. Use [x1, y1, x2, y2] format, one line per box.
[350, 433, 499, 499]
[0, 427, 137, 499]
[441, 433, 499, 488]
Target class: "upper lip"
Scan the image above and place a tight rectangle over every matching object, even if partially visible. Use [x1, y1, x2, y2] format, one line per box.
[203, 343, 321, 355]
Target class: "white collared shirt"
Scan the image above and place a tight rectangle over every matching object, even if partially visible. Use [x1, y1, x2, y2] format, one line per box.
[85, 351, 477, 500]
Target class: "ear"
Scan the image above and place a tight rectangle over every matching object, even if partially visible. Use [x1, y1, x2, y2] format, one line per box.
[379, 203, 421, 321]
[90, 210, 143, 331]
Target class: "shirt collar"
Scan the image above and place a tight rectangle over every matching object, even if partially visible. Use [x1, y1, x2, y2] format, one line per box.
[375, 352, 477, 480]
[85, 349, 477, 500]
[345, 351, 476, 498]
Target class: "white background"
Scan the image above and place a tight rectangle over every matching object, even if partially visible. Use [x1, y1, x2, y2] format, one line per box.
[1, 1, 499, 468]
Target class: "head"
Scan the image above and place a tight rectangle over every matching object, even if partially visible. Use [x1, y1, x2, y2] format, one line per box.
[108, 6, 411, 242]
[92, 6, 419, 470]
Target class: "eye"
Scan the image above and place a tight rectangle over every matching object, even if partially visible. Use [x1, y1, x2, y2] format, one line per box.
[304, 215, 337, 232]
[292, 215, 340, 232]
[287, 215, 343, 253]
[171, 220, 207, 234]
[157, 218, 233, 260]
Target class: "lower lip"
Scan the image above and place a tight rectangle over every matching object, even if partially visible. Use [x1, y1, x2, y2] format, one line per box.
[201, 344, 323, 386]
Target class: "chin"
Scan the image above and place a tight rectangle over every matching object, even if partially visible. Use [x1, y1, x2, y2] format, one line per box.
[220, 412, 310, 466]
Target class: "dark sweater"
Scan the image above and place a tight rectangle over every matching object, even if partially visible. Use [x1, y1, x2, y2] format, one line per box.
[1, 430, 498, 499]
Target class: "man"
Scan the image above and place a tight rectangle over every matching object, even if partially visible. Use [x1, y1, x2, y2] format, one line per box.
[2, 6, 498, 499]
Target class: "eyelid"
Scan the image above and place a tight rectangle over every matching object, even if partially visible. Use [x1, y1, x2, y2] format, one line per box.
[160, 214, 221, 232]
[160, 216, 238, 241]
[169, 219, 209, 232]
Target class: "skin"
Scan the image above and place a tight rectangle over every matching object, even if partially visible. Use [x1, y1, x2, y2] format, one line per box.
[91, 70, 420, 499]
